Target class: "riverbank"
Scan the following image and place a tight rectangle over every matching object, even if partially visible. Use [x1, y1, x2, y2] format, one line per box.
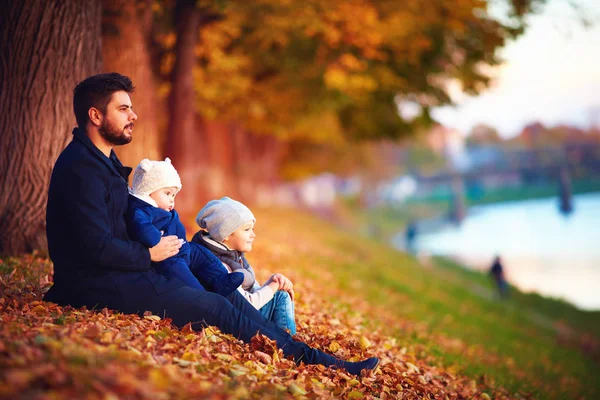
[406, 192, 600, 310]
[253, 208, 599, 398]
[406, 177, 600, 208]
[339, 181, 600, 244]
[1, 207, 598, 398]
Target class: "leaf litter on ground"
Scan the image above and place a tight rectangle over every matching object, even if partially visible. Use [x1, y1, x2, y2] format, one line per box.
[0, 251, 515, 399]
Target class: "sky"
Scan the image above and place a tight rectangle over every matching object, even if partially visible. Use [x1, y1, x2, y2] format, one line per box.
[431, 0, 600, 139]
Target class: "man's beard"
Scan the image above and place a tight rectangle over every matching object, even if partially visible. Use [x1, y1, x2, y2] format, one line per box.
[99, 118, 133, 146]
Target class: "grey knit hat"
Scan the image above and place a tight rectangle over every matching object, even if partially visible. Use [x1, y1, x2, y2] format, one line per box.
[131, 158, 182, 197]
[196, 197, 255, 242]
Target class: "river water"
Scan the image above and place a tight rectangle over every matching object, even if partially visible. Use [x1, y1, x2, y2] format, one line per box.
[393, 192, 600, 310]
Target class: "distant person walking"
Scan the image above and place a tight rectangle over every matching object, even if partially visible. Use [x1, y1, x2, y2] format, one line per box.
[489, 255, 509, 299]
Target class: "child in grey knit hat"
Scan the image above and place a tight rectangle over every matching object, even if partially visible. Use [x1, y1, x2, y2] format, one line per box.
[192, 197, 297, 334]
[127, 159, 244, 296]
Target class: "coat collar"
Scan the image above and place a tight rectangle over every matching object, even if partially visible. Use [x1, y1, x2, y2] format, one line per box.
[72, 127, 132, 183]
[192, 230, 242, 259]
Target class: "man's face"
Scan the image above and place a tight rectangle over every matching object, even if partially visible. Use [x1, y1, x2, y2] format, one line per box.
[99, 91, 137, 146]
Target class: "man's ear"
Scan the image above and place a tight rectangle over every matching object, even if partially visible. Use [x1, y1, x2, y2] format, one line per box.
[222, 235, 230, 243]
[88, 107, 102, 127]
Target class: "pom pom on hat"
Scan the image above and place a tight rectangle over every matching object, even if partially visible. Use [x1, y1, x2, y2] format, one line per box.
[131, 158, 182, 197]
[196, 197, 255, 242]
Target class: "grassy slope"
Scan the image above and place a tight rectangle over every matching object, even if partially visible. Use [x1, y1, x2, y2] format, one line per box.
[1, 207, 598, 399]
[251, 207, 600, 399]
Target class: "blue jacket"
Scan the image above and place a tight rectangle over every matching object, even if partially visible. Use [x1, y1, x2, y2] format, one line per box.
[44, 128, 185, 307]
[126, 195, 191, 264]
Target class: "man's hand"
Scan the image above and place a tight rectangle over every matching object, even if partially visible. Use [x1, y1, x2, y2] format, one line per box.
[149, 235, 183, 262]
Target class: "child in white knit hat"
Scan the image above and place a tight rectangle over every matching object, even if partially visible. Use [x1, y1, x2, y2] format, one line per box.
[127, 159, 243, 295]
[192, 197, 297, 334]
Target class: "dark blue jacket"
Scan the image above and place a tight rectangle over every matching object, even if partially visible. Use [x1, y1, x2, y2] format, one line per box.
[126, 195, 191, 264]
[125, 195, 205, 289]
[44, 128, 185, 307]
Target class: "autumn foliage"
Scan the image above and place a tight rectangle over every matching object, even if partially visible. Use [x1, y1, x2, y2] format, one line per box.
[1, 255, 513, 399]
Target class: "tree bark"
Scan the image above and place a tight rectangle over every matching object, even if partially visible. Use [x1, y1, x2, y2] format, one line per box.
[165, 0, 201, 218]
[102, 0, 161, 171]
[0, 0, 102, 255]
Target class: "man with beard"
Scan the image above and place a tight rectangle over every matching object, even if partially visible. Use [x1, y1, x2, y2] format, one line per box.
[44, 73, 379, 375]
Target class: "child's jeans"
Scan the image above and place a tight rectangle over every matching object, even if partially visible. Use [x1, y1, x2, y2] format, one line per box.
[260, 290, 296, 335]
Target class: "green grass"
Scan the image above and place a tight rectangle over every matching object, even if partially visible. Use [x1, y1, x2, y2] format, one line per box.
[254, 208, 600, 399]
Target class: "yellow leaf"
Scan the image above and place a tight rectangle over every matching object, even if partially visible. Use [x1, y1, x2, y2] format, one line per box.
[144, 315, 161, 321]
[348, 391, 364, 399]
[209, 335, 222, 343]
[253, 364, 267, 376]
[182, 352, 197, 362]
[216, 353, 233, 361]
[204, 326, 219, 336]
[405, 362, 419, 374]
[31, 305, 46, 314]
[288, 383, 307, 396]
[229, 368, 246, 378]
[359, 336, 371, 350]
[311, 378, 324, 389]
[348, 379, 360, 387]
[173, 357, 195, 367]
[329, 341, 341, 353]
[148, 369, 170, 390]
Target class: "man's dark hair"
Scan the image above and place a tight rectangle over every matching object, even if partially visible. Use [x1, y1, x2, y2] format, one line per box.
[73, 73, 135, 128]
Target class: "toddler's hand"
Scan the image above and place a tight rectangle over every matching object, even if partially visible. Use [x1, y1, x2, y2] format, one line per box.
[266, 274, 280, 293]
[274, 273, 293, 291]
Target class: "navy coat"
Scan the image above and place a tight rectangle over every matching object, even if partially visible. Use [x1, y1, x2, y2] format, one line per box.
[125, 195, 206, 289]
[44, 128, 185, 310]
[126, 195, 191, 263]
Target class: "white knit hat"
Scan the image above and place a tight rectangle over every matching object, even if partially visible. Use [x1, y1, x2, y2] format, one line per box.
[196, 197, 255, 242]
[131, 158, 182, 197]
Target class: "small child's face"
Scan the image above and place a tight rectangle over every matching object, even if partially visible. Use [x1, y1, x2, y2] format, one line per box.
[149, 186, 179, 211]
[223, 221, 256, 252]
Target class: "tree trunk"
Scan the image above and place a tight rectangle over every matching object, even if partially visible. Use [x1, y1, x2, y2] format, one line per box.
[102, 0, 161, 171]
[166, 0, 201, 219]
[0, 0, 102, 255]
[230, 127, 285, 204]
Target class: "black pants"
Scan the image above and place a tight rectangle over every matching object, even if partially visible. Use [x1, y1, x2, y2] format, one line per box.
[144, 284, 339, 366]
[45, 268, 339, 367]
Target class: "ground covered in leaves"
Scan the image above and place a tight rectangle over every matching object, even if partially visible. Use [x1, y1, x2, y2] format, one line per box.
[1, 208, 598, 399]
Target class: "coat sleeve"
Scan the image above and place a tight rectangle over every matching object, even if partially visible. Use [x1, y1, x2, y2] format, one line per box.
[66, 158, 150, 271]
[129, 208, 162, 247]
